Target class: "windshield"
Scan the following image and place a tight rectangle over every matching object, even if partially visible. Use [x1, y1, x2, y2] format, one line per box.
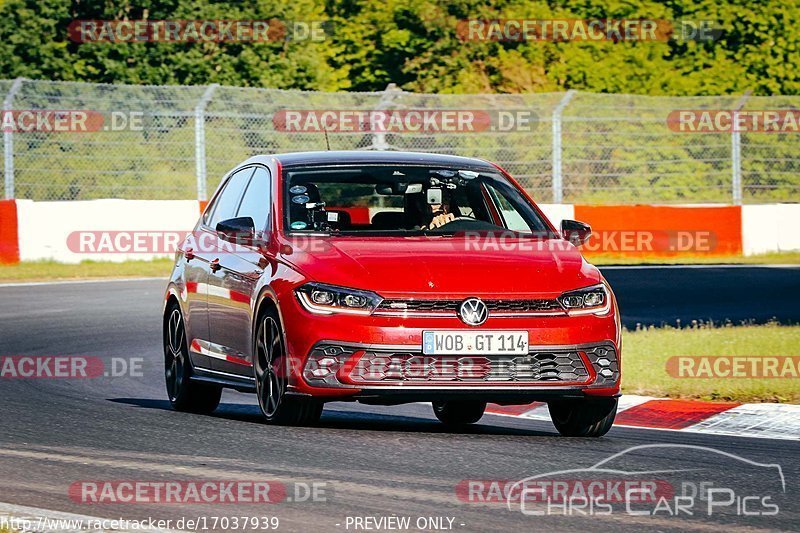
[283, 164, 554, 237]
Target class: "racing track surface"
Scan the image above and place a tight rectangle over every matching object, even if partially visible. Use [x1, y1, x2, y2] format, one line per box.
[602, 265, 800, 326]
[0, 267, 798, 532]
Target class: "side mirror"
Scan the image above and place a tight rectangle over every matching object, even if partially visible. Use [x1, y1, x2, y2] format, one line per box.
[216, 217, 260, 246]
[561, 219, 592, 246]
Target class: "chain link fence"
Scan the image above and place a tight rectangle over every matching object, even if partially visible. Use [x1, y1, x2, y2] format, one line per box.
[2, 78, 798, 204]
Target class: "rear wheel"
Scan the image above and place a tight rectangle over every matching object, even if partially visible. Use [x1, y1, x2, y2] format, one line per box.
[548, 398, 617, 437]
[254, 309, 322, 426]
[164, 303, 221, 414]
[432, 400, 486, 425]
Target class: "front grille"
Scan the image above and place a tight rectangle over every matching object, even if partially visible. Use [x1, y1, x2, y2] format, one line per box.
[486, 299, 563, 313]
[348, 350, 588, 383]
[376, 298, 563, 315]
[303, 343, 618, 387]
[379, 300, 458, 313]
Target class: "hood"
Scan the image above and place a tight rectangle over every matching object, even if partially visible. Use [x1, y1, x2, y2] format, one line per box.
[280, 236, 601, 299]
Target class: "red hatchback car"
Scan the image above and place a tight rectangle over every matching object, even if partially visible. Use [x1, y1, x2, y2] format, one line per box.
[164, 151, 621, 437]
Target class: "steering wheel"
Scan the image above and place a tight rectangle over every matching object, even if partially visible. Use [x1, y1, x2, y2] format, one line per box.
[427, 217, 498, 232]
[426, 216, 468, 229]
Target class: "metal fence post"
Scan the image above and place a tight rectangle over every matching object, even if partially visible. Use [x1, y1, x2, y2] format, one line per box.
[731, 90, 751, 205]
[368, 83, 402, 151]
[731, 129, 742, 205]
[194, 83, 219, 201]
[551, 90, 576, 204]
[3, 77, 25, 199]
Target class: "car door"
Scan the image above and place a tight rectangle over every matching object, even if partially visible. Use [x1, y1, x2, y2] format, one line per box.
[207, 166, 272, 376]
[181, 217, 214, 370]
[182, 167, 253, 371]
[196, 166, 255, 371]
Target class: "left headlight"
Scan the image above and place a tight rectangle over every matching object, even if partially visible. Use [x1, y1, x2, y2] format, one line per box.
[295, 282, 383, 315]
[558, 283, 611, 316]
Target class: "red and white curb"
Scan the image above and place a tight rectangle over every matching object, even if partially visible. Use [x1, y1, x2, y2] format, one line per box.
[486, 395, 800, 441]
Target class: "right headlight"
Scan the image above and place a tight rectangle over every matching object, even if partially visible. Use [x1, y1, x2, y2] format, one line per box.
[558, 283, 611, 316]
[295, 282, 383, 315]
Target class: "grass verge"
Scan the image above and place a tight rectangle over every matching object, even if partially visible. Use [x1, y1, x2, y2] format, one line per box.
[0, 258, 173, 283]
[622, 322, 800, 403]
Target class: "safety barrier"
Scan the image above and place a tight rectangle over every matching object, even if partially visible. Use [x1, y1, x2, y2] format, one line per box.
[0, 201, 797, 264]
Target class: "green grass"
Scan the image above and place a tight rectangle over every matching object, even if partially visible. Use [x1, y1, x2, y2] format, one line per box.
[588, 251, 800, 265]
[622, 322, 800, 403]
[0, 258, 174, 282]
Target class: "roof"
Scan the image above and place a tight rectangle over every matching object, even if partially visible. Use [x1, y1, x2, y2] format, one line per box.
[243, 150, 498, 170]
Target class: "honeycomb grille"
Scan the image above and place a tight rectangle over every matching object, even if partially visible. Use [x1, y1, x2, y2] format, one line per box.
[583, 344, 620, 386]
[348, 350, 589, 383]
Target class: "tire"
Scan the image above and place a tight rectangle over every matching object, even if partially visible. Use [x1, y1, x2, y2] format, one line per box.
[432, 400, 486, 425]
[164, 303, 222, 414]
[548, 398, 618, 437]
[254, 308, 323, 426]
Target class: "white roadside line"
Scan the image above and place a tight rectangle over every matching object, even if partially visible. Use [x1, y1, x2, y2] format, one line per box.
[0, 502, 181, 533]
[683, 403, 800, 441]
[483, 394, 800, 441]
[482, 409, 800, 441]
[0, 277, 164, 288]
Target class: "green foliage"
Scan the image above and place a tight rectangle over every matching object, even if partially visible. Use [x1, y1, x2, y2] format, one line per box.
[0, 0, 348, 90]
[0, 0, 797, 95]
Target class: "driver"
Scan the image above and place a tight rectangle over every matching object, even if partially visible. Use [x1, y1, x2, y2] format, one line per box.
[425, 199, 455, 229]
[406, 188, 458, 230]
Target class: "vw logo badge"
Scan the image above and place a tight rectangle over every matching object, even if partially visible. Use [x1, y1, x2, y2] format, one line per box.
[458, 297, 488, 326]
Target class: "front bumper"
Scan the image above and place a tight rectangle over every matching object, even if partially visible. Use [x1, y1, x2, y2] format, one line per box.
[280, 293, 622, 403]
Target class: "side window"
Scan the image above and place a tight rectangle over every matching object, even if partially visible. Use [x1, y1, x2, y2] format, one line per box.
[207, 167, 255, 228]
[236, 167, 271, 230]
[484, 182, 533, 233]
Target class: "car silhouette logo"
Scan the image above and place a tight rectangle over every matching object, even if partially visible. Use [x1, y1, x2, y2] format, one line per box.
[459, 298, 488, 326]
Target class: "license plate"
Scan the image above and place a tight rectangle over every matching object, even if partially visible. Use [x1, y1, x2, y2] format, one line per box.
[422, 331, 529, 355]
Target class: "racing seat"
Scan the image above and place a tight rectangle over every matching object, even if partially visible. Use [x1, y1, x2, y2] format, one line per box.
[371, 211, 407, 230]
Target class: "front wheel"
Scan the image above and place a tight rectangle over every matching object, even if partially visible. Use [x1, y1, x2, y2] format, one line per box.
[164, 304, 221, 414]
[548, 398, 618, 437]
[432, 400, 486, 425]
[254, 310, 322, 426]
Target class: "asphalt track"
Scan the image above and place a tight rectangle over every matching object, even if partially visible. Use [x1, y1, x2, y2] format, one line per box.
[0, 267, 798, 532]
[602, 265, 800, 327]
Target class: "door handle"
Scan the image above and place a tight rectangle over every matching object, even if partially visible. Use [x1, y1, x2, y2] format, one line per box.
[209, 258, 221, 272]
[183, 247, 195, 261]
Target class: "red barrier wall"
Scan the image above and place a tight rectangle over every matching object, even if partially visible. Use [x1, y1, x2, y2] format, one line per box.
[573, 205, 742, 258]
[0, 200, 19, 264]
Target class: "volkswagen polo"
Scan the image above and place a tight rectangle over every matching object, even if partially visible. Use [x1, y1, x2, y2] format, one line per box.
[163, 151, 621, 436]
